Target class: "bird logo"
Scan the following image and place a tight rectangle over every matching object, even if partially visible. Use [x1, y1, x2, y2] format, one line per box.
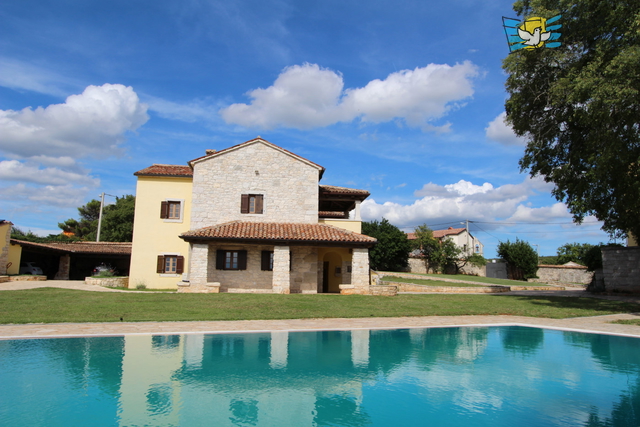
[503, 15, 562, 52]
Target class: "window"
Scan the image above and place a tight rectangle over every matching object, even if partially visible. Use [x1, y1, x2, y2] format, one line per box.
[260, 250, 292, 271]
[216, 250, 247, 270]
[160, 200, 183, 221]
[241, 194, 263, 214]
[261, 251, 274, 271]
[156, 255, 184, 274]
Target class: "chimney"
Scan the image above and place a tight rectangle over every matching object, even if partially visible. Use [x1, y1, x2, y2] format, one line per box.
[205, 149, 216, 155]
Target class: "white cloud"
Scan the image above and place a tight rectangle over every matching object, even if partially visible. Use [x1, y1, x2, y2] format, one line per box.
[0, 160, 99, 186]
[0, 57, 76, 97]
[0, 83, 149, 159]
[220, 62, 478, 130]
[144, 95, 221, 123]
[0, 183, 90, 208]
[507, 203, 571, 223]
[361, 176, 553, 229]
[485, 112, 527, 146]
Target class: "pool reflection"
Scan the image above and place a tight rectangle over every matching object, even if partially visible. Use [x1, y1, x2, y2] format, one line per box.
[1, 327, 640, 426]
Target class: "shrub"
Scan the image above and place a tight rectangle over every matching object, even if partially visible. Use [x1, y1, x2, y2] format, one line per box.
[362, 218, 411, 271]
[497, 239, 538, 280]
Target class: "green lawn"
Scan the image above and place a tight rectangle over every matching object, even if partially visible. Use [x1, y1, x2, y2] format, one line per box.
[381, 272, 549, 287]
[0, 288, 638, 324]
[611, 319, 640, 326]
[382, 276, 488, 288]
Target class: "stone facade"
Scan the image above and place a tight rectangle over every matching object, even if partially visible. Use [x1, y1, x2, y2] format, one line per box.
[190, 142, 321, 230]
[150, 138, 376, 294]
[529, 264, 593, 285]
[602, 247, 640, 293]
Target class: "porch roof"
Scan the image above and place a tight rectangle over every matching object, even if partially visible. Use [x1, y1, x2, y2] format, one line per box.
[180, 221, 376, 247]
[11, 239, 132, 255]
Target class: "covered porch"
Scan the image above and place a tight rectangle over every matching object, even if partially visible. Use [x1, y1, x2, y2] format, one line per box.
[179, 222, 376, 294]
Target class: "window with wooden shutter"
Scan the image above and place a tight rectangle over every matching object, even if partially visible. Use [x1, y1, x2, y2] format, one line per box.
[161, 200, 182, 220]
[241, 194, 264, 214]
[160, 201, 169, 219]
[261, 251, 274, 271]
[157, 255, 184, 274]
[217, 250, 247, 270]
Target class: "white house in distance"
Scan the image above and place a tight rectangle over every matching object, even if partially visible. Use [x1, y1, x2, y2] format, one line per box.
[129, 138, 376, 294]
[407, 227, 484, 257]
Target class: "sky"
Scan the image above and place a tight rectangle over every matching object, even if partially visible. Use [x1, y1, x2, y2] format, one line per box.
[0, 0, 616, 258]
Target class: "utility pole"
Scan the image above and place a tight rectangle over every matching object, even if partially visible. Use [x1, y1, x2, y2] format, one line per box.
[96, 192, 116, 242]
[96, 192, 105, 242]
[466, 219, 470, 256]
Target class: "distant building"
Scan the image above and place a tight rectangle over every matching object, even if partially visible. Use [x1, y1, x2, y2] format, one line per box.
[407, 227, 483, 257]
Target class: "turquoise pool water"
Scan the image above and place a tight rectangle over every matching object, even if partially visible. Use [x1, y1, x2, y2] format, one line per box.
[1, 326, 639, 426]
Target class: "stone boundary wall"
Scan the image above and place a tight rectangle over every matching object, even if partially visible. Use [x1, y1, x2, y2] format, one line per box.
[406, 257, 486, 276]
[602, 247, 640, 293]
[85, 277, 129, 288]
[384, 281, 509, 294]
[9, 275, 46, 282]
[529, 264, 593, 285]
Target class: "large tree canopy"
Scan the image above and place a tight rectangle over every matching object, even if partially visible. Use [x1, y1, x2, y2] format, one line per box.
[362, 218, 411, 271]
[503, 0, 640, 239]
[58, 195, 135, 242]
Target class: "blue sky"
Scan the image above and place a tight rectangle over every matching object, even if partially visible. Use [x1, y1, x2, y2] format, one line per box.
[0, 0, 614, 257]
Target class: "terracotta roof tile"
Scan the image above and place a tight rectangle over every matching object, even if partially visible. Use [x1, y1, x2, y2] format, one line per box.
[406, 227, 466, 240]
[134, 164, 193, 177]
[181, 221, 376, 246]
[11, 240, 132, 255]
[319, 185, 370, 197]
[433, 227, 465, 238]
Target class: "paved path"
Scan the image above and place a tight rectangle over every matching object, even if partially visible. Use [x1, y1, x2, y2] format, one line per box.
[1, 279, 639, 340]
[0, 280, 145, 292]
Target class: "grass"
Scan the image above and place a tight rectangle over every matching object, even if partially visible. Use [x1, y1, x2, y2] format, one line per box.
[611, 319, 640, 326]
[0, 288, 638, 324]
[382, 272, 549, 287]
[109, 287, 175, 292]
[382, 276, 488, 288]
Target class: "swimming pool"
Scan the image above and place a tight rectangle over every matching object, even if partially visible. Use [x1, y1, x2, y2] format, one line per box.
[1, 326, 639, 426]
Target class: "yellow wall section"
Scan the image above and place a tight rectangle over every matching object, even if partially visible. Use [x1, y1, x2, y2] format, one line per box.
[129, 176, 193, 289]
[7, 243, 21, 275]
[318, 219, 361, 233]
[317, 247, 352, 293]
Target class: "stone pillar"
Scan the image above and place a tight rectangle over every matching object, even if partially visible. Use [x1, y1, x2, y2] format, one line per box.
[270, 331, 289, 369]
[351, 248, 370, 294]
[188, 243, 209, 286]
[272, 246, 290, 294]
[54, 254, 70, 280]
[351, 329, 369, 368]
[0, 222, 10, 275]
[354, 200, 362, 221]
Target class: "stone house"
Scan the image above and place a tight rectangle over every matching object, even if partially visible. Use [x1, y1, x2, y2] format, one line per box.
[129, 138, 376, 293]
[407, 227, 484, 256]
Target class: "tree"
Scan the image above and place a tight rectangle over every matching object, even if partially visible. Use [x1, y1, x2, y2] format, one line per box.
[100, 195, 136, 242]
[58, 199, 102, 240]
[503, 0, 640, 240]
[362, 218, 411, 271]
[556, 242, 595, 265]
[411, 224, 486, 274]
[497, 239, 539, 280]
[58, 195, 136, 242]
